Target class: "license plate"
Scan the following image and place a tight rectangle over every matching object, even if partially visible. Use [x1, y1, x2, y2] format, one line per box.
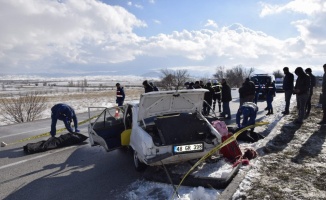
[173, 143, 203, 154]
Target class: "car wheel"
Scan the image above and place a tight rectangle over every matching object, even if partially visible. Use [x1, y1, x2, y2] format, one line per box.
[133, 149, 147, 172]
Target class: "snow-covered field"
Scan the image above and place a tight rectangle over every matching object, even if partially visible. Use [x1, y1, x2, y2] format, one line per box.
[1, 75, 324, 199]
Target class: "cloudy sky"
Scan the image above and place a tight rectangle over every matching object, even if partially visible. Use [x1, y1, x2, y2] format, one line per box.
[1, 0, 326, 77]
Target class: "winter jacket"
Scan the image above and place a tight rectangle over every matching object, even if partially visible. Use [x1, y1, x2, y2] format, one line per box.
[294, 71, 310, 95]
[265, 82, 276, 98]
[236, 102, 258, 128]
[243, 79, 256, 96]
[50, 104, 78, 136]
[221, 82, 232, 102]
[283, 72, 294, 91]
[307, 73, 316, 95]
[323, 73, 326, 94]
[204, 84, 214, 103]
[116, 87, 125, 104]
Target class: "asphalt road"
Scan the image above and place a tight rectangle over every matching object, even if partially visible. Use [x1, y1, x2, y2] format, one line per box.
[0, 91, 284, 200]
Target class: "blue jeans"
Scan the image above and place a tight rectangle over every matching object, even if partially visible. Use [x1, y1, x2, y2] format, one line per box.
[222, 101, 231, 118]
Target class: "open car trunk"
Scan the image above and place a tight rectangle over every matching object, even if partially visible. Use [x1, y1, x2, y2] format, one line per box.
[144, 113, 215, 146]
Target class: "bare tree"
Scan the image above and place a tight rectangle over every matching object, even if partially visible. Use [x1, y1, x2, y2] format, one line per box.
[213, 66, 225, 81]
[0, 91, 47, 123]
[222, 65, 255, 87]
[159, 69, 190, 90]
[273, 70, 284, 78]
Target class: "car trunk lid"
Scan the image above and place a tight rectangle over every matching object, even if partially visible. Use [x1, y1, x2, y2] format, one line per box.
[138, 89, 207, 122]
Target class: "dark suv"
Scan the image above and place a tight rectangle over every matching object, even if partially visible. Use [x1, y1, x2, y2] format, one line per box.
[250, 74, 275, 98]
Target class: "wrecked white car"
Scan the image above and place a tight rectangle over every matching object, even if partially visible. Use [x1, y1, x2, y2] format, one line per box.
[88, 89, 222, 171]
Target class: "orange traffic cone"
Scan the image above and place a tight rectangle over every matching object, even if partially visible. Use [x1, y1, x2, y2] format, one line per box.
[114, 109, 119, 118]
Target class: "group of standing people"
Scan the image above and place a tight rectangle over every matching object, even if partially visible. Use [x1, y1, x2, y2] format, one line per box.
[185, 79, 232, 119]
[284, 65, 325, 125]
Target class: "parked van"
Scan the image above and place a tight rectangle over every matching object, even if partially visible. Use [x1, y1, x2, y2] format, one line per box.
[250, 74, 276, 98]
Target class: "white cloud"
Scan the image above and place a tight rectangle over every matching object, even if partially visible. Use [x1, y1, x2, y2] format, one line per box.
[260, 0, 322, 17]
[134, 4, 143, 9]
[204, 20, 218, 29]
[0, 0, 146, 73]
[153, 19, 161, 24]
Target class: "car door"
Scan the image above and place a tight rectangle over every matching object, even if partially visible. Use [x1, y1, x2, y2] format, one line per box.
[88, 106, 126, 151]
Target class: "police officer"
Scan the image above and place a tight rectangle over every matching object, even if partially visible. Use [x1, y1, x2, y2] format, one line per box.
[116, 83, 125, 106]
[203, 82, 214, 115]
[236, 102, 258, 132]
[212, 80, 222, 112]
[50, 103, 79, 137]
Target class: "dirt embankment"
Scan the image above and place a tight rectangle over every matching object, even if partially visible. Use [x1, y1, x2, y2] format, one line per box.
[236, 87, 326, 200]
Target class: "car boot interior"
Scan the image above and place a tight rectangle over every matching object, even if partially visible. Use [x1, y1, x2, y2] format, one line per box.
[144, 113, 215, 146]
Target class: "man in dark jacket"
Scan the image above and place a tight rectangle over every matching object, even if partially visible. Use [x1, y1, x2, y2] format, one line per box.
[305, 68, 316, 116]
[116, 83, 125, 106]
[282, 67, 294, 115]
[243, 78, 256, 103]
[221, 79, 232, 119]
[50, 103, 79, 137]
[143, 80, 154, 93]
[193, 81, 202, 89]
[293, 67, 310, 124]
[318, 64, 326, 124]
[212, 80, 222, 112]
[203, 82, 214, 115]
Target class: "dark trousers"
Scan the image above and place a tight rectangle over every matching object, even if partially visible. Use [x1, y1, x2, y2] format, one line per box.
[284, 90, 292, 113]
[203, 100, 212, 115]
[305, 93, 313, 115]
[266, 95, 273, 110]
[296, 93, 309, 122]
[322, 94, 326, 121]
[222, 101, 231, 118]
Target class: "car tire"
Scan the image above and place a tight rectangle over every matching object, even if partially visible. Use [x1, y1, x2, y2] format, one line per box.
[133, 149, 147, 172]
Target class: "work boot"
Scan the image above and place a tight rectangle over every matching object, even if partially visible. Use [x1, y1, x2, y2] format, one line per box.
[282, 111, 289, 115]
[270, 108, 273, 115]
[266, 109, 271, 115]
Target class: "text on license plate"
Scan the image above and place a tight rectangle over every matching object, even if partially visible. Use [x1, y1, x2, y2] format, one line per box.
[173, 143, 203, 154]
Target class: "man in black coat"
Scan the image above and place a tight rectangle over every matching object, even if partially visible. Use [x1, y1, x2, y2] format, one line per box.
[143, 80, 154, 93]
[293, 67, 310, 124]
[305, 68, 316, 116]
[282, 67, 294, 115]
[221, 79, 232, 119]
[318, 64, 326, 124]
